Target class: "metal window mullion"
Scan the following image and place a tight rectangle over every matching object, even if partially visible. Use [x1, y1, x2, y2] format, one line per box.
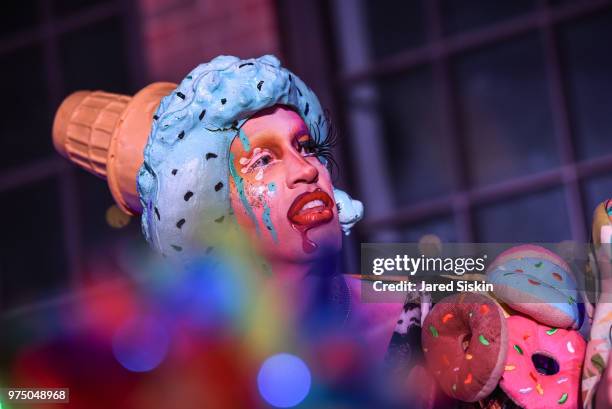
[539, 1, 587, 242]
[331, 0, 400, 242]
[361, 149, 612, 234]
[0, 2, 119, 56]
[38, 0, 83, 286]
[425, 0, 474, 242]
[340, 0, 612, 86]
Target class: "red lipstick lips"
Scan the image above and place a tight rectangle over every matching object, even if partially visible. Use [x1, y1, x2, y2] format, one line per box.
[287, 189, 334, 228]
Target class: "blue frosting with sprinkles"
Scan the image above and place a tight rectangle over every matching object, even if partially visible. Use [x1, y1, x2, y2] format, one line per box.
[137, 55, 329, 255]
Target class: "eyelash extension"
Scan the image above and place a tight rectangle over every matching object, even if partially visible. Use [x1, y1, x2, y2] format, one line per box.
[307, 112, 339, 178]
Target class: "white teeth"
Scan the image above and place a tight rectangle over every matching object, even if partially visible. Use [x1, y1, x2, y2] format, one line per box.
[301, 199, 325, 211]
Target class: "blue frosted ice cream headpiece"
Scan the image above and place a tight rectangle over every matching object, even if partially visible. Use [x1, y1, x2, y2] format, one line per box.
[137, 55, 362, 255]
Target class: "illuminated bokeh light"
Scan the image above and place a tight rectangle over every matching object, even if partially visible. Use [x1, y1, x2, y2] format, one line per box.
[105, 205, 131, 228]
[257, 353, 311, 408]
[112, 315, 169, 372]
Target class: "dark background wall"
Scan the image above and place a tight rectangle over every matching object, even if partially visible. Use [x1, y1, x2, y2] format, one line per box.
[2, 0, 612, 314]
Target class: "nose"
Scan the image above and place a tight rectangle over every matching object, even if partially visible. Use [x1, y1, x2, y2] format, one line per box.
[286, 152, 319, 188]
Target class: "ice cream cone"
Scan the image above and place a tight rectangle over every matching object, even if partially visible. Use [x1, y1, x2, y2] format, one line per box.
[52, 82, 177, 215]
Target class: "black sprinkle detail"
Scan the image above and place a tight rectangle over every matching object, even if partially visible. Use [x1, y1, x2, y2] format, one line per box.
[176, 218, 185, 229]
[214, 215, 225, 223]
[153, 114, 159, 120]
[199, 109, 206, 121]
[206, 152, 218, 160]
[206, 126, 238, 132]
[171, 169, 178, 175]
[257, 80, 264, 90]
[184, 191, 193, 201]
[171, 244, 183, 252]
[186, 75, 192, 79]
[176, 91, 185, 99]
[154, 207, 160, 220]
[296, 87, 303, 96]
[318, 114, 322, 124]
[289, 74, 293, 82]
[178, 131, 185, 139]
[214, 182, 223, 192]
[239, 62, 254, 68]
[304, 103, 309, 116]
[206, 246, 213, 255]
[221, 98, 227, 105]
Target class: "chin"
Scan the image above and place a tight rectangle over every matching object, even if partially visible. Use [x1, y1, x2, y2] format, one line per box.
[262, 222, 342, 263]
[306, 223, 342, 254]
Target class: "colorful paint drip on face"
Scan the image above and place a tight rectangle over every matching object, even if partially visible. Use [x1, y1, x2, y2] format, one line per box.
[229, 152, 260, 235]
[262, 203, 278, 243]
[238, 128, 251, 151]
[291, 223, 317, 254]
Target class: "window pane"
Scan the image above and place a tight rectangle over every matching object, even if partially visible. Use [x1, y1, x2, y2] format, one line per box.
[474, 188, 571, 242]
[364, 0, 427, 59]
[0, 45, 52, 171]
[559, 10, 612, 160]
[75, 171, 141, 256]
[452, 35, 558, 187]
[582, 174, 612, 229]
[349, 66, 454, 206]
[53, 0, 113, 18]
[59, 17, 130, 94]
[399, 215, 457, 243]
[441, 0, 535, 36]
[550, 0, 598, 6]
[0, 1, 38, 38]
[0, 178, 68, 309]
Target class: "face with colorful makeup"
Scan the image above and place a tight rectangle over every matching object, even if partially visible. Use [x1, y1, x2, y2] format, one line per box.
[228, 105, 342, 263]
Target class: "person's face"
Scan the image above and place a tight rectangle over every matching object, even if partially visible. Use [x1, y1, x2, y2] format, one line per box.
[228, 106, 341, 263]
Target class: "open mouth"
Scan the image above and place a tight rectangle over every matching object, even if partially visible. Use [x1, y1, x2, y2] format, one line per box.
[287, 189, 334, 228]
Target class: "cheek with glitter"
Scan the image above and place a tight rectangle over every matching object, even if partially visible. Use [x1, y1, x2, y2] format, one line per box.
[245, 181, 267, 208]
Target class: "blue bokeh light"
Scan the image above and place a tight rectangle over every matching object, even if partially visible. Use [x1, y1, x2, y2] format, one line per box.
[257, 353, 311, 408]
[112, 315, 169, 372]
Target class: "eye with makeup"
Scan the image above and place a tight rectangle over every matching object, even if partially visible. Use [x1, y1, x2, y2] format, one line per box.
[296, 135, 318, 157]
[246, 149, 277, 171]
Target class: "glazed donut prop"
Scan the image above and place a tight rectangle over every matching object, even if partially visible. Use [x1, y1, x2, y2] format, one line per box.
[500, 315, 585, 409]
[487, 245, 581, 329]
[422, 293, 508, 402]
[582, 199, 612, 409]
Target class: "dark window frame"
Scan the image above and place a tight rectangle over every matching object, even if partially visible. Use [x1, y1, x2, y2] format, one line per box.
[0, 0, 142, 313]
[286, 0, 612, 246]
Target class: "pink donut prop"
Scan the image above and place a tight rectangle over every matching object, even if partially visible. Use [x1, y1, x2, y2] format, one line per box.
[500, 315, 585, 409]
[422, 293, 508, 402]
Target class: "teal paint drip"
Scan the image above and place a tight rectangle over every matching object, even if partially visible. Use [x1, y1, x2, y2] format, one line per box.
[238, 128, 251, 152]
[229, 152, 260, 235]
[262, 203, 278, 243]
